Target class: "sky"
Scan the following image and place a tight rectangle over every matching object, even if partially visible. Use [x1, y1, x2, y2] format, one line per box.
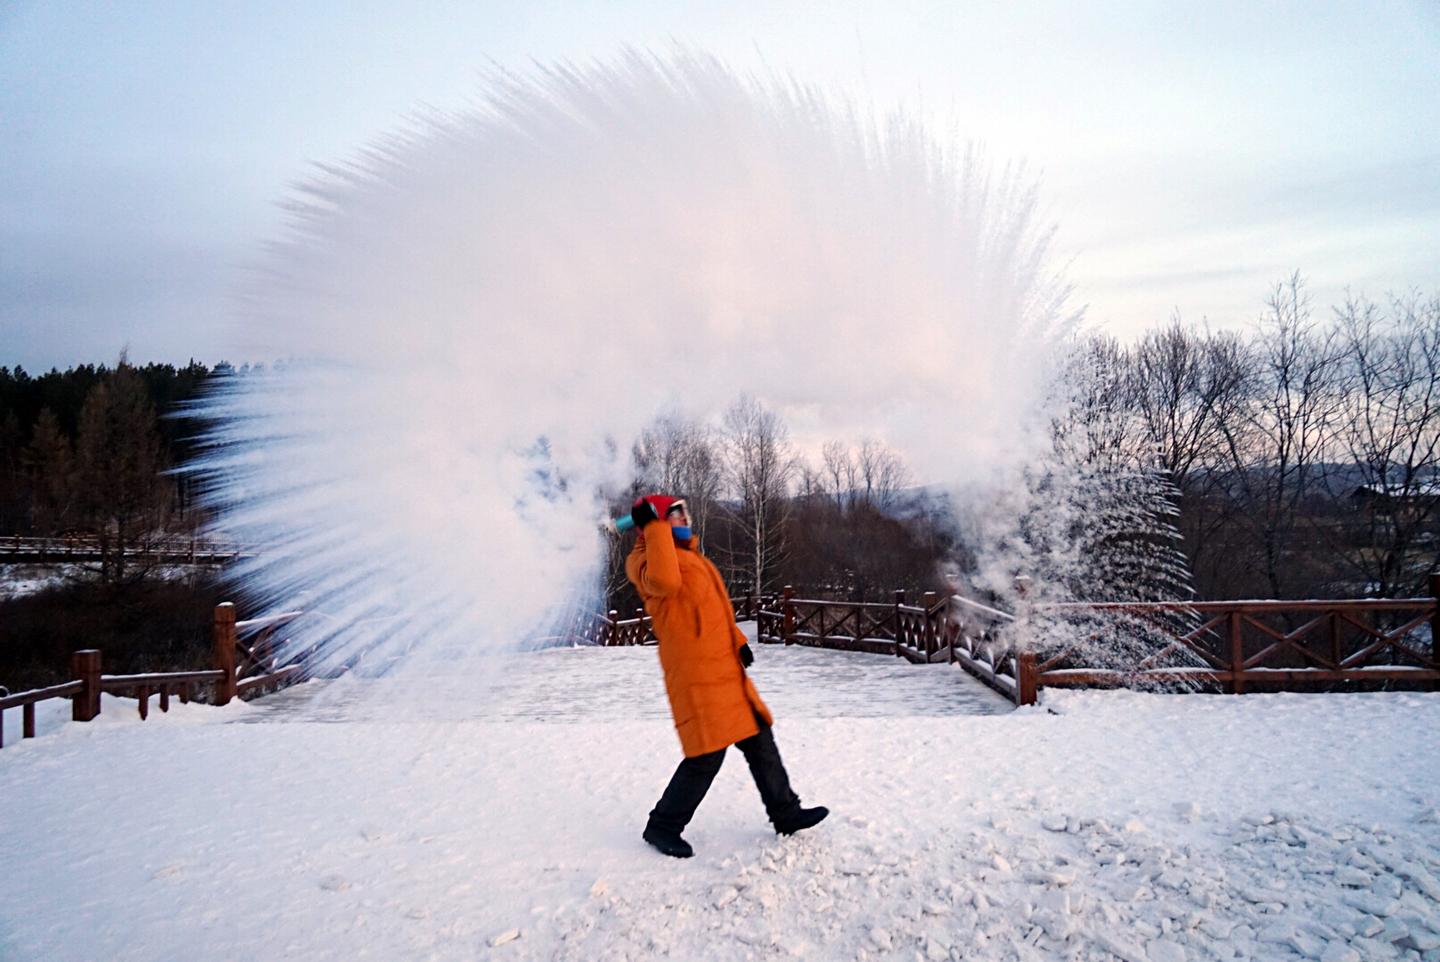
[2, 0, 1438, 371]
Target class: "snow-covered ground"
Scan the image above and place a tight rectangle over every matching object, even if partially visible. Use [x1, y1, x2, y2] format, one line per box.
[0, 563, 219, 600]
[0, 563, 76, 600]
[1, 635, 1437, 961]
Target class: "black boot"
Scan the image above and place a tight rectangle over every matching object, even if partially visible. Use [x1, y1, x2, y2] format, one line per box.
[773, 805, 829, 836]
[643, 824, 695, 858]
[735, 722, 824, 834]
[645, 749, 726, 859]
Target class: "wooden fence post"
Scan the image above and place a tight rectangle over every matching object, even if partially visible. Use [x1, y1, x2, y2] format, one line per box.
[213, 603, 237, 706]
[72, 649, 102, 722]
[893, 589, 905, 656]
[606, 610, 619, 647]
[1017, 651, 1039, 706]
[782, 586, 795, 644]
[922, 591, 938, 659]
[1227, 610, 1245, 694]
[1430, 575, 1440, 688]
[745, 589, 755, 621]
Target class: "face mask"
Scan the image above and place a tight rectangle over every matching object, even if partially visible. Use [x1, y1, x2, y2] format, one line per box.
[671, 525, 692, 541]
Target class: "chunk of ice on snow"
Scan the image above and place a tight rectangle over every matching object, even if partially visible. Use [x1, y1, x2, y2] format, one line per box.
[1334, 866, 1371, 887]
[1172, 802, 1201, 821]
[1402, 928, 1440, 952]
[488, 928, 520, 947]
[1320, 942, 1360, 962]
[1343, 891, 1402, 917]
[1093, 930, 1149, 962]
[1147, 938, 1187, 962]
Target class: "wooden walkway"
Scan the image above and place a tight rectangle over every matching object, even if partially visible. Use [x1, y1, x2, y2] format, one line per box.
[233, 632, 1013, 725]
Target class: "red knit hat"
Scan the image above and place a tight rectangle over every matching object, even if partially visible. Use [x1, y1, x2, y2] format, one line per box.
[635, 494, 687, 518]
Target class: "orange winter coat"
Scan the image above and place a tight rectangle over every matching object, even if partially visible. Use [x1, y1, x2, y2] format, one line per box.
[626, 521, 773, 757]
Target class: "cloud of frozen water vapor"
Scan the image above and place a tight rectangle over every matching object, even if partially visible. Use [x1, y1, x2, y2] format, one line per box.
[193, 49, 1075, 675]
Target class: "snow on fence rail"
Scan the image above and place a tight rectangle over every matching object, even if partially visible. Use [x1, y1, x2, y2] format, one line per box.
[0, 602, 308, 750]
[593, 582, 1440, 707]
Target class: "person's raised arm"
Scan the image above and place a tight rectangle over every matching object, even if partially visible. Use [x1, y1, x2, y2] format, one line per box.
[636, 519, 683, 597]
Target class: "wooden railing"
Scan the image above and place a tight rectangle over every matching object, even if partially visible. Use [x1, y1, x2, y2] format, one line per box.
[0, 679, 83, 749]
[0, 534, 251, 565]
[571, 592, 780, 648]
[744, 582, 1440, 706]
[0, 602, 310, 750]
[8, 586, 1432, 748]
[755, 588, 940, 658]
[1026, 592, 1440, 695]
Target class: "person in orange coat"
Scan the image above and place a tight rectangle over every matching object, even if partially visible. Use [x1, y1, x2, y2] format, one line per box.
[625, 493, 828, 858]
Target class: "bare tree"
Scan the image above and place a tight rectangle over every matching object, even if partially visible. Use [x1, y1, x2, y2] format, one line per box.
[1325, 290, 1440, 596]
[1130, 317, 1251, 489]
[795, 459, 827, 501]
[1224, 273, 1342, 598]
[821, 440, 852, 512]
[1128, 318, 1254, 594]
[632, 413, 724, 541]
[719, 395, 794, 592]
[855, 438, 910, 510]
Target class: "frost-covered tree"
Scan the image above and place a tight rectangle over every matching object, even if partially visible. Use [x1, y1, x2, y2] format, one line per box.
[966, 334, 1200, 675]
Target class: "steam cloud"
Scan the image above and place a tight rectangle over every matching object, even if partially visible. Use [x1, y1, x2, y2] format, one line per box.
[194, 49, 1076, 675]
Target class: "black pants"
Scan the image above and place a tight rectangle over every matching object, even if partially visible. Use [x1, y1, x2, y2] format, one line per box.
[647, 716, 801, 833]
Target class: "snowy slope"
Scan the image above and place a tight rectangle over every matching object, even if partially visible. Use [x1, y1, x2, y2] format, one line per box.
[1, 643, 1437, 961]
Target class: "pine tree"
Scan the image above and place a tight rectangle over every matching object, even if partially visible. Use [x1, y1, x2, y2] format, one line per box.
[73, 362, 169, 584]
[23, 408, 74, 535]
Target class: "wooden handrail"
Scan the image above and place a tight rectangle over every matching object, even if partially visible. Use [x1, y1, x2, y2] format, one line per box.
[236, 610, 305, 630]
[101, 670, 226, 689]
[951, 595, 1018, 622]
[0, 681, 83, 712]
[0, 600, 316, 750]
[1039, 598, 1433, 613]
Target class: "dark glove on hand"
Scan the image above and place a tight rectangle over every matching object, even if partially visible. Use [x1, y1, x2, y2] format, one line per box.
[630, 498, 659, 530]
[738, 643, 754, 668]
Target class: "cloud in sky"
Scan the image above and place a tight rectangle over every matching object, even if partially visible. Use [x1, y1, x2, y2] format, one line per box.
[1, 0, 1437, 369]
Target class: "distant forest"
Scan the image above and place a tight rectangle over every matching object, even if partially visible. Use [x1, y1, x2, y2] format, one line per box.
[609, 276, 1440, 609]
[0, 360, 258, 552]
[2, 274, 1438, 613]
